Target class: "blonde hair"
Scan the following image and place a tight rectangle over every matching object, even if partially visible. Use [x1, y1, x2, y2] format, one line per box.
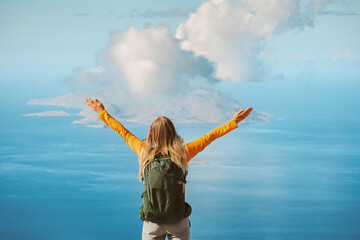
[138, 116, 188, 179]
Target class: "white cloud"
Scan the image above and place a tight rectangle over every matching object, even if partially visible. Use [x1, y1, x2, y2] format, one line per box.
[331, 47, 360, 62]
[85, 123, 106, 128]
[99, 25, 214, 98]
[343, 48, 360, 62]
[72, 108, 101, 125]
[27, 0, 334, 125]
[88, 66, 104, 74]
[22, 110, 71, 117]
[63, 66, 106, 90]
[25, 88, 273, 125]
[175, 0, 330, 82]
[27, 91, 100, 109]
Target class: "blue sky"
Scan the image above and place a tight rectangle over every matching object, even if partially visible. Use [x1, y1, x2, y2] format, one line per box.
[1, 3, 360, 238]
[0, 0, 359, 124]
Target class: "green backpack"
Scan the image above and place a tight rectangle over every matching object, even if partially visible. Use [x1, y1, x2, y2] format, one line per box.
[139, 154, 192, 224]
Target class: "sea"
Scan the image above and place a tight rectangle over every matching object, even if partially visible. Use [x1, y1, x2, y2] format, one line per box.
[1, 106, 360, 240]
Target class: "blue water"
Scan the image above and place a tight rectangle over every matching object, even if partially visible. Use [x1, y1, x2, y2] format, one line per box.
[1, 108, 360, 240]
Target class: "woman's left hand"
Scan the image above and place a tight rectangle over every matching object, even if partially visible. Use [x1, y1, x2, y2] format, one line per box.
[233, 107, 253, 124]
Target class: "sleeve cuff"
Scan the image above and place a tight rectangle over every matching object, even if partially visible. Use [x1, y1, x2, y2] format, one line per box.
[229, 119, 238, 129]
[98, 109, 106, 120]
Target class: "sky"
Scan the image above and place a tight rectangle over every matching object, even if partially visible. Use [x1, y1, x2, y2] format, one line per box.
[1, 2, 360, 239]
[0, 0, 360, 126]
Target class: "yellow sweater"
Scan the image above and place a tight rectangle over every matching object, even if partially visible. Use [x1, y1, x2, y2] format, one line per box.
[98, 110, 238, 162]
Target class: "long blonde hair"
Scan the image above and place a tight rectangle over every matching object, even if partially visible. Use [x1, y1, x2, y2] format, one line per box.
[138, 116, 188, 179]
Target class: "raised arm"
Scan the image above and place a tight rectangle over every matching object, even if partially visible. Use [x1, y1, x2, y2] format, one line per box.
[185, 107, 253, 162]
[86, 98, 144, 156]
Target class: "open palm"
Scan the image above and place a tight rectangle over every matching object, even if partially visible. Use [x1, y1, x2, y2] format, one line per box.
[233, 107, 253, 124]
[86, 98, 105, 114]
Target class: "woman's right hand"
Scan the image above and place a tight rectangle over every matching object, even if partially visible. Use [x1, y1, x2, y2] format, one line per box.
[86, 98, 105, 114]
[233, 107, 253, 124]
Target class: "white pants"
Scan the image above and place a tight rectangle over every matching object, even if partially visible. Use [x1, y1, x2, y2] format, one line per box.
[142, 217, 191, 240]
